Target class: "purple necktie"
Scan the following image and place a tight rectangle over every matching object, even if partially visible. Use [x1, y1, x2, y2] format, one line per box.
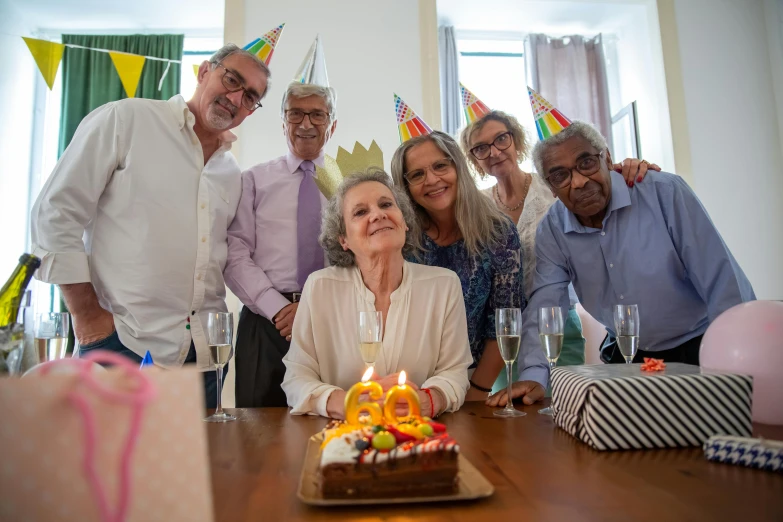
[297, 160, 324, 288]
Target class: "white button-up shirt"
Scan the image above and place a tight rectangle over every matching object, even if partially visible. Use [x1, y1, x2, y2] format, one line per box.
[30, 95, 242, 369]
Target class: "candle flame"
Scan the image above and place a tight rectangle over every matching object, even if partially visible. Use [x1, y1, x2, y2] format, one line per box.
[398, 371, 406, 386]
[361, 367, 374, 382]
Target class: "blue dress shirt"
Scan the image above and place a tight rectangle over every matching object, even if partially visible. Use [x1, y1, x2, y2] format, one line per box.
[521, 171, 755, 380]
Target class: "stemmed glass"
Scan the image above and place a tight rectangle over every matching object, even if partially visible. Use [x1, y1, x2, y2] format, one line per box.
[494, 308, 526, 418]
[34, 312, 70, 363]
[614, 304, 640, 363]
[358, 311, 383, 371]
[538, 307, 564, 416]
[204, 312, 235, 423]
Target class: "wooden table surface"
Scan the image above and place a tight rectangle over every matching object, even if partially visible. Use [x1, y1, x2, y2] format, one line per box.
[208, 401, 783, 522]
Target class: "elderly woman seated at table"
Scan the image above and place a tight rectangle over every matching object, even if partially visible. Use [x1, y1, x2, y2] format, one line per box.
[281, 169, 473, 419]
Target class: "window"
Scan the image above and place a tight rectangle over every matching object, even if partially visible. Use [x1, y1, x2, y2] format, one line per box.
[457, 38, 535, 188]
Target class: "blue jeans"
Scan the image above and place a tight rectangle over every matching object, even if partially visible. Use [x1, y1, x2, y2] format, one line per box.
[78, 331, 224, 409]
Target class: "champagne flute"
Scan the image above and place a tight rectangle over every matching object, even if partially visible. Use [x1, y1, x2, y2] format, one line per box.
[494, 308, 526, 418]
[614, 304, 640, 364]
[358, 311, 382, 371]
[204, 312, 235, 423]
[538, 307, 564, 416]
[34, 312, 70, 363]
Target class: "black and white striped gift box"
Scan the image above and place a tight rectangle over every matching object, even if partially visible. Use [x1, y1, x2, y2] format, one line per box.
[551, 364, 753, 451]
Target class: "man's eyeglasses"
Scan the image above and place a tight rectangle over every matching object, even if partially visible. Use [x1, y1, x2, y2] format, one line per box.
[213, 62, 263, 111]
[404, 158, 454, 186]
[469, 131, 513, 160]
[546, 151, 605, 189]
[284, 109, 330, 125]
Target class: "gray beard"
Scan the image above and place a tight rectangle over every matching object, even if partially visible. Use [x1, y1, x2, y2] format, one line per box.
[206, 105, 233, 130]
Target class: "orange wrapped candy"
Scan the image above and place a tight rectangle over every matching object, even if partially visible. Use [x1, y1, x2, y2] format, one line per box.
[640, 357, 666, 372]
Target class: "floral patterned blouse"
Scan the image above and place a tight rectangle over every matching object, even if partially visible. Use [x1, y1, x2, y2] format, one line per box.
[408, 222, 525, 367]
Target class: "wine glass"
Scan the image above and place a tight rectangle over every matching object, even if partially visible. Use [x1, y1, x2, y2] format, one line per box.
[358, 311, 383, 371]
[494, 308, 526, 418]
[34, 312, 70, 363]
[614, 304, 640, 364]
[538, 307, 564, 416]
[204, 312, 235, 423]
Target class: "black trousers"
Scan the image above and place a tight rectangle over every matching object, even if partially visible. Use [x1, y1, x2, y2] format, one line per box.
[600, 334, 703, 365]
[234, 306, 290, 407]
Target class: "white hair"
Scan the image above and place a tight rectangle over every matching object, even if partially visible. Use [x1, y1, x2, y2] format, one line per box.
[532, 120, 609, 178]
[280, 82, 337, 121]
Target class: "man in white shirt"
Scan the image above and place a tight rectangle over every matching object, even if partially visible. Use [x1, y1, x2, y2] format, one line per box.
[224, 39, 336, 407]
[30, 44, 270, 407]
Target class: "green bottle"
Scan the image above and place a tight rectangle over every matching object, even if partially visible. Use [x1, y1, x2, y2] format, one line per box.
[0, 254, 41, 329]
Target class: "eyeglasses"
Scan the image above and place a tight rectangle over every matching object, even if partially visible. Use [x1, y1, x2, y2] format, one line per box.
[404, 158, 454, 186]
[546, 151, 605, 189]
[284, 109, 330, 125]
[469, 131, 513, 160]
[213, 63, 263, 111]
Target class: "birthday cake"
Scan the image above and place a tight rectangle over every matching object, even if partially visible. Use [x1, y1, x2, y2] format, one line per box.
[318, 417, 459, 499]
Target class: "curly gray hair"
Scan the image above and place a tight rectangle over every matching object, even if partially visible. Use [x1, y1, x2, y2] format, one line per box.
[532, 120, 608, 183]
[208, 43, 271, 100]
[319, 168, 421, 267]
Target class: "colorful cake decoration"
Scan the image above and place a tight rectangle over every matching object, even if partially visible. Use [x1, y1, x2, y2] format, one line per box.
[394, 94, 432, 143]
[243, 23, 286, 66]
[460, 83, 491, 124]
[293, 35, 330, 88]
[527, 86, 572, 140]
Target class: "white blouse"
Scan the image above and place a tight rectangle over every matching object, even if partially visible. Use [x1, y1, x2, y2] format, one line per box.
[281, 261, 473, 417]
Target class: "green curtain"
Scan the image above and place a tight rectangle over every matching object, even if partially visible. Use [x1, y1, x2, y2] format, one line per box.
[58, 34, 184, 155]
[57, 34, 184, 351]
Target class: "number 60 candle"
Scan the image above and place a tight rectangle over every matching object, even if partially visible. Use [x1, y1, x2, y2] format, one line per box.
[344, 367, 383, 425]
[383, 370, 421, 422]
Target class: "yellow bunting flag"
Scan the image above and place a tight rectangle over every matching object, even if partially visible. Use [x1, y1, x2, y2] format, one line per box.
[192, 64, 199, 77]
[22, 37, 65, 89]
[109, 51, 146, 98]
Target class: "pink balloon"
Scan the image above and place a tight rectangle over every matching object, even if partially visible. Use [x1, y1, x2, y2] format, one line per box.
[700, 301, 783, 425]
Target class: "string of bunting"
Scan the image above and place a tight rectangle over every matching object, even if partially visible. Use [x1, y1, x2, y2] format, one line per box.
[22, 36, 183, 98]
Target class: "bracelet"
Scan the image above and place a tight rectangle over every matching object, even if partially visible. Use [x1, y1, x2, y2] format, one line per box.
[422, 388, 435, 418]
[469, 380, 492, 393]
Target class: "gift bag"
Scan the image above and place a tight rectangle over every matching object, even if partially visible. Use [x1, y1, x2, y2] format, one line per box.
[0, 352, 214, 521]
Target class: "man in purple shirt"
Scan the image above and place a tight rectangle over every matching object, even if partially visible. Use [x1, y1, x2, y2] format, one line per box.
[224, 68, 337, 406]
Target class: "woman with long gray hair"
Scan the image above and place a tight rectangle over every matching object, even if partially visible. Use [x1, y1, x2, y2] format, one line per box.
[390, 131, 548, 406]
[281, 168, 473, 419]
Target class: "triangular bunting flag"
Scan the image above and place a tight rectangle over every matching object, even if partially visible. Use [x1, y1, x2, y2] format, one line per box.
[527, 87, 571, 140]
[109, 52, 146, 98]
[22, 37, 65, 90]
[460, 83, 491, 124]
[243, 23, 285, 66]
[394, 94, 432, 143]
[192, 63, 199, 77]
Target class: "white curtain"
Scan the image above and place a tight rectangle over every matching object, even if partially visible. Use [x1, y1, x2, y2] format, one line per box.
[525, 33, 613, 145]
[438, 26, 461, 136]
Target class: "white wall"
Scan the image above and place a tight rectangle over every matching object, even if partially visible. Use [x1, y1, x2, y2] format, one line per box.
[234, 0, 425, 171]
[0, 0, 36, 278]
[671, 0, 783, 299]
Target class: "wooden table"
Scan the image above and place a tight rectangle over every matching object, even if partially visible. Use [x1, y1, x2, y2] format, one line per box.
[208, 401, 783, 522]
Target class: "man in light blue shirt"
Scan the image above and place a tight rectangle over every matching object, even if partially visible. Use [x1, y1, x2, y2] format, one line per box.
[491, 120, 754, 404]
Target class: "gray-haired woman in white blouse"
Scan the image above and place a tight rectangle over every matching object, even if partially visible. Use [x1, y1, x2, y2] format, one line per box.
[281, 169, 473, 419]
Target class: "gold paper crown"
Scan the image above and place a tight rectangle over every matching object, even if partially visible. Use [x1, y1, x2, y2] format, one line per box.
[315, 141, 384, 199]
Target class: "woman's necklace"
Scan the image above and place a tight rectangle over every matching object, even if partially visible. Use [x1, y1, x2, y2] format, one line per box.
[493, 171, 531, 212]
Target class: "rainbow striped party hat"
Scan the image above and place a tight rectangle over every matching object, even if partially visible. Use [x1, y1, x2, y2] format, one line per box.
[460, 83, 491, 124]
[394, 94, 432, 143]
[528, 87, 571, 140]
[243, 23, 286, 66]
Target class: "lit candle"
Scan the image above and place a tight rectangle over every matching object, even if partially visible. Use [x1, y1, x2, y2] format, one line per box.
[344, 367, 384, 425]
[383, 370, 421, 422]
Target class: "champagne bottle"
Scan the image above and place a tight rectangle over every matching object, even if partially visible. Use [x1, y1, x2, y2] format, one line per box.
[0, 254, 41, 329]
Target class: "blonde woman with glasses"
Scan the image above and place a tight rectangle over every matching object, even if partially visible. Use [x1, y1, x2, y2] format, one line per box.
[391, 131, 548, 406]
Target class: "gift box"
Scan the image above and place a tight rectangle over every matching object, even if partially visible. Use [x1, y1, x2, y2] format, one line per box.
[703, 435, 783, 473]
[551, 363, 753, 451]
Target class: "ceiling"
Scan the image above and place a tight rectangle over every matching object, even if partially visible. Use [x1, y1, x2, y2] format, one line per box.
[6, 0, 223, 35]
[438, 0, 648, 37]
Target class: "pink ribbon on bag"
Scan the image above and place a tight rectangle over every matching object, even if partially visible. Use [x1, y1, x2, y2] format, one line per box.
[38, 351, 157, 522]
